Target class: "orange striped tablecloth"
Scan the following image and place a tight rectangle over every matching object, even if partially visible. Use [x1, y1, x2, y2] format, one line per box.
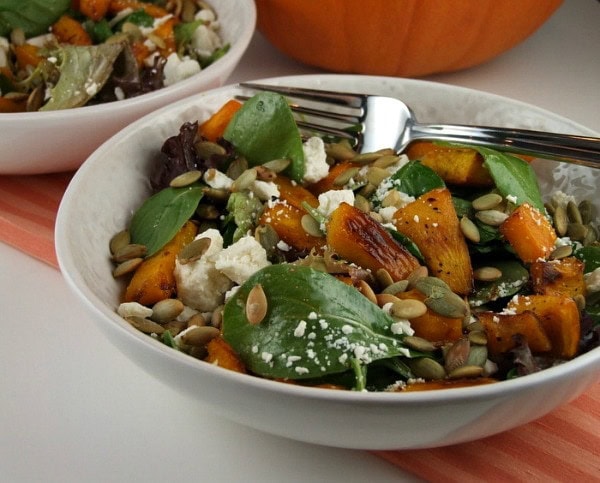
[1, 172, 599, 482]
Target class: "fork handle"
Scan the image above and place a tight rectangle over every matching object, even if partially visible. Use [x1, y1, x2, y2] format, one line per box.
[410, 123, 600, 168]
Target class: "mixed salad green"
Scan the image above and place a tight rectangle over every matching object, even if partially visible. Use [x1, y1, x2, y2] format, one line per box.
[110, 91, 600, 392]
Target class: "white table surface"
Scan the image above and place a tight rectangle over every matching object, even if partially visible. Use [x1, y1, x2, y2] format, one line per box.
[1, 2, 599, 482]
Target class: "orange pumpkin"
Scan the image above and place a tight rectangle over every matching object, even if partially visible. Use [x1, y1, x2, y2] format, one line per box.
[255, 0, 562, 77]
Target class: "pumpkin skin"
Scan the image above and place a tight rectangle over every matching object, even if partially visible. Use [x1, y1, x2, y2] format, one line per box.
[255, 0, 563, 77]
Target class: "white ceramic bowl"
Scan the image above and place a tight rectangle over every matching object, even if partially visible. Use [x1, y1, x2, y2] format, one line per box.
[56, 74, 600, 450]
[0, 0, 255, 175]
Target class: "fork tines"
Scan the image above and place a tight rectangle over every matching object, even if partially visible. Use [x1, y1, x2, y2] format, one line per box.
[237, 82, 366, 141]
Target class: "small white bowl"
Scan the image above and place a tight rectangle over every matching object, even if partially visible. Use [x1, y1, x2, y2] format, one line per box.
[0, 0, 255, 175]
[56, 74, 600, 450]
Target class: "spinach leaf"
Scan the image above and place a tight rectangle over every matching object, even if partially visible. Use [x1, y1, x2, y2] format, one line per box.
[0, 0, 69, 37]
[129, 184, 203, 256]
[222, 265, 412, 380]
[40, 43, 124, 111]
[574, 245, 600, 273]
[469, 260, 529, 307]
[371, 160, 444, 206]
[224, 92, 305, 182]
[475, 147, 545, 212]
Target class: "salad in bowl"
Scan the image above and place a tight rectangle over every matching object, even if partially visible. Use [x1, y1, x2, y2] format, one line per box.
[108, 90, 600, 392]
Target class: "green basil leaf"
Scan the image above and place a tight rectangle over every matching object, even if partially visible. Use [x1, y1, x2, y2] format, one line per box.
[40, 43, 124, 111]
[129, 184, 203, 256]
[0, 0, 69, 37]
[224, 92, 305, 182]
[476, 147, 545, 212]
[371, 160, 444, 205]
[222, 265, 412, 380]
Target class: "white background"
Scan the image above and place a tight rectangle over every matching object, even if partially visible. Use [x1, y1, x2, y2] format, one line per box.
[1, 2, 599, 481]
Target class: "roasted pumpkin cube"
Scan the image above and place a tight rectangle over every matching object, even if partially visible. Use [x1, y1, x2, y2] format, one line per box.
[308, 161, 358, 196]
[405, 141, 493, 187]
[507, 294, 580, 358]
[273, 175, 319, 210]
[530, 256, 586, 299]
[499, 203, 557, 263]
[327, 202, 421, 282]
[205, 337, 246, 373]
[392, 187, 473, 295]
[479, 310, 552, 355]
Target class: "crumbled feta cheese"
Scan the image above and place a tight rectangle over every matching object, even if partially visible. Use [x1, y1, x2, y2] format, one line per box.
[214, 235, 271, 285]
[204, 168, 233, 190]
[302, 137, 329, 183]
[294, 320, 307, 337]
[174, 229, 233, 311]
[117, 301, 153, 319]
[317, 189, 355, 217]
[251, 180, 280, 201]
[585, 267, 600, 293]
[276, 240, 291, 251]
[163, 53, 201, 87]
[114, 86, 125, 101]
[24, 33, 55, 48]
[506, 194, 518, 204]
[195, 9, 216, 23]
[192, 24, 223, 58]
[378, 206, 398, 223]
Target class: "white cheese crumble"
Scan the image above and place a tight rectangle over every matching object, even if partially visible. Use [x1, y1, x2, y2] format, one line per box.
[251, 180, 280, 201]
[302, 137, 329, 183]
[214, 235, 271, 285]
[163, 52, 201, 87]
[317, 189, 355, 217]
[192, 24, 223, 58]
[203, 168, 233, 190]
[294, 320, 307, 337]
[117, 301, 153, 319]
[174, 229, 233, 311]
[585, 267, 600, 293]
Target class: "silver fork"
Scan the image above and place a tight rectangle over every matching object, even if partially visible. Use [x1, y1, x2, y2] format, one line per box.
[238, 82, 600, 169]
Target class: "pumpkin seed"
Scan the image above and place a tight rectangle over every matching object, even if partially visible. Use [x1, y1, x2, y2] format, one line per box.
[196, 203, 221, 220]
[550, 244, 573, 260]
[460, 216, 480, 243]
[187, 313, 207, 327]
[151, 298, 185, 323]
[465, 321, 484, 333]
[113, 243, 147, 262]
[195, 140, 226, 158]
[578, 200, 594, 224]
[262, 158, 291, 173]
[333, 167, 360, 186]
[181, 325, 220, 347]
[255, 224, 280, 255]
[365, 166, 390, 186]
[407, 266, 428, 288]
[466, 345, 488, 367]
[26, 84, 45, 112]
[444, 338, 470, 372]
[170, 170, 202, 188]
[583, 224, 598, 246]
[381, 189, 404, 208]
[231, 168, 257, 192]
[473, 266, 502, 282]
[226, 156, 249, 180]
[389, 299, 428, 319]
[413, 276, 451, 297]
[376, 293, 401, 307]
[109, 230, 131, 255]
[325, 142, 357, 161]
[372, 154, 401, 169]
[354, 194, 371, 213]
[467, 330, 488, 346]
[358, 182, 377, 198]
[381, 279, 409, 295]
[567, 222, 588, 241]
[544, 202, 556, 216]
[211, 305, 224, 328]
[408, 357, 446, 380]
[352, 152, 383, 165]
[253, 165, 276, 181]
[472, 193, 503, 211]
[125, 316, 165, 334]
[301, 213, 324, 237]
[375, 268, 394, 288]
[403, 336, 436, 352]
[420, 281, 469, 318]
[566, 200, 583, 224]
[447, 365, 483, 379]
[178, 237, 211, 264]
[163, 319, 187, 336]
[246, 284, 268, 325]
[355, 279, 378, 305]
[112, 257, 143, 278]
[553, 203, 569, 236]
[474, 209, 508, 227]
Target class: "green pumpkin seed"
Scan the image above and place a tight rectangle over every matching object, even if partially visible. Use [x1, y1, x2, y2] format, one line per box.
[151, 298, 185, 323]
[466, 345, 488, 367]
[372, 154, 401, 169]
[407, 266, 428, 288]
[460, 216, 480, 243]
[178, 237, 211, 264]
[567, 222, 588, 241]
[475, 210, 508, 227]
[413, 276, 452, 297]
[113, 243, 147, 262]
[375, 268, 394, 288]
[231, 168, 257, 192]
[352, 152, 383, 165]
[365, 166, 390, 186]
[444, 338, 470, 372]
[181, 325, 220, 347]
[333, 166, 360, 187]
[110, 230, 131, 255]
[382, 279, 410, 295]
[226, 156, 249, 180]
[553, 203, 569, 236]
[246, 284, 268, 325]
[550, 244, 573, 260]
[424, 290, 469, 319]
[325, 142, 357, 161]
[262, 158, 291, 173]
[403, 336, 436, 352]
[473, 266, 502, 282]
[583, 224, 598, 246]
[472, 193, 503, 211]
[567, 200, 583, 224]
[354, 194, 371, 213]
[389, 299, 428, 319]
[301, 213, 324, 237]
[112, 257, 143, 278]
[195, 140, 226, 158]
[125, 316, 165, 334]
[408, 357, 446, 380]
[447, 365, 483, 379]
[578, 200, 594, 224]
[170, 170, 202, 188]
[467, 330, 488, 346]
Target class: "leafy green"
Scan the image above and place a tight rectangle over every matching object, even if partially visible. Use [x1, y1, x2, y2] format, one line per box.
[83, 18, 113, 44]
[371, 160, 444, 206]
[223, 191, 264, 245]
[224, 92, 305, 182]
[476, 147, 545, 212]
[174, 19, 204, 48]
[40, 43, 124, 111]
[574, 245, 600, 273]
[469, 260, 529, 307]
[0, 0, 70, 37]
[129, 184, 204, 256]
[222, 265, 412, 380]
